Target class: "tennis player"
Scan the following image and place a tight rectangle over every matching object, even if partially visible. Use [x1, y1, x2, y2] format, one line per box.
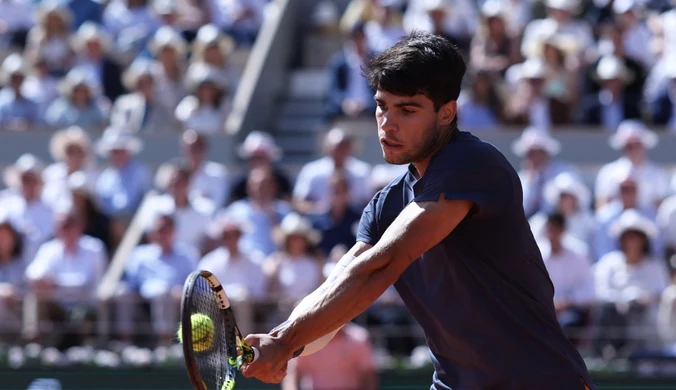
[242, 32, 596, 390]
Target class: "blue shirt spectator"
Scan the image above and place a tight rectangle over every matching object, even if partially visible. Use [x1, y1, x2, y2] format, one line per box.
[124, 242, 197, 299]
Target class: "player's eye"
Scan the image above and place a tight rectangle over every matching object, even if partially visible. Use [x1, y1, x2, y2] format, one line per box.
[401, 108, 415, 114]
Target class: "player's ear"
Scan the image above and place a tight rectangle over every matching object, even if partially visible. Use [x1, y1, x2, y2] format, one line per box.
[438, 100, 457, 126]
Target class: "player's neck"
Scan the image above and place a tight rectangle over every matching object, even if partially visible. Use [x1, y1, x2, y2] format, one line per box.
[412, 126, 456, 179]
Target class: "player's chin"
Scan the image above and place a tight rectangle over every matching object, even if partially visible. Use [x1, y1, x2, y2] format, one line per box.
[382, 151, 410, 165]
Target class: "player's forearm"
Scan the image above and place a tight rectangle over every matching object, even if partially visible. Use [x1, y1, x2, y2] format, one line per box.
[277, 247, 396, 354]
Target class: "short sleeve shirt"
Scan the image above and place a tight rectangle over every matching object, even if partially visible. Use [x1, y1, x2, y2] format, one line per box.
[357, 130, 595, 390]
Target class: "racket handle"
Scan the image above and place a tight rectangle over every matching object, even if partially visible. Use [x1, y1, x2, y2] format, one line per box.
[251, 347, 260, 362]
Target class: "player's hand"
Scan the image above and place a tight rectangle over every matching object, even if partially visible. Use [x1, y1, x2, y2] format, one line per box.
[240, 333, 291, 383]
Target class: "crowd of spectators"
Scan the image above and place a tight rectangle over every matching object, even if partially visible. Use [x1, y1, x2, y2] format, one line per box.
[1, 0, 676, 376]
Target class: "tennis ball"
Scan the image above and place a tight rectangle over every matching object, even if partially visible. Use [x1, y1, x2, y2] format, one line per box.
[176, 313, 215, 352]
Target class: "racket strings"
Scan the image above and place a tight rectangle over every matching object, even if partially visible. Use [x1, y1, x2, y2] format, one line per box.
[190, 276, 237, 389]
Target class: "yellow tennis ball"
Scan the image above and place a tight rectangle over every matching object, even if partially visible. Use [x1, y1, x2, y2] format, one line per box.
[177, 313, 215, 352]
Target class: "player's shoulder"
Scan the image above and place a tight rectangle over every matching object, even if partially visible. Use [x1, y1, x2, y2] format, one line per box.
[431, 130, 510, 169]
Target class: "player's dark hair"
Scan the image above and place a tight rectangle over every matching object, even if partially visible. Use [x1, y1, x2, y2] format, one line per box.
[546, 212, 566, 230]
[362, 31, 466, 111]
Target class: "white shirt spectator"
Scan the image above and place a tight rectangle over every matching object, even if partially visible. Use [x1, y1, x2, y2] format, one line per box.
[364, 20, 405, 54]
[208, 0, 267, 35]
[530, 212, 595, 254]
[658, 285, 676, 346]
[189, 161, 229, 209]
[123, 243, 197, 299]
[594, 251, 670, 304]
[293, 156, 372, 212]
[403, 0, 478, 39]
[270, 254, 322, 302]
[595, 157, 669, 210]
[657, 195, 676, 251]
[539, 241, 595, 306]
[0, 0, 33, 34]
[0, 193, 54, 262]
[521, 18, 593, 60]
[142, 194, 213, 250]
[103, 0, 160, 38]
[174, 95, 231, 135]
[621, 22, 656, 70]
[41, 163, 99, 209]
[593, 201, 662, 261]
[25, 235, 106, 305]
[198, 247, 267, 299]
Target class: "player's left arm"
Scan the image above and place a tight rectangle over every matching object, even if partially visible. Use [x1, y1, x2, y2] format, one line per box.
[275, 195, 473, 357]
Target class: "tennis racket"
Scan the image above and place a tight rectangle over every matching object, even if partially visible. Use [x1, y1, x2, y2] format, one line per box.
[180, 270, 304, 390]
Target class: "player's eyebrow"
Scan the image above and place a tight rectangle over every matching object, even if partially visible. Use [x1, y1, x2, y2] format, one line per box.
[374, 98, 424, 108]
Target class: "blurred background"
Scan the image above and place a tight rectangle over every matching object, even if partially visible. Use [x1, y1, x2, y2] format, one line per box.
[1, 0, 676, 388]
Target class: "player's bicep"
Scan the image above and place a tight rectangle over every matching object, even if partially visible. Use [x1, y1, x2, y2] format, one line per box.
[374, 195, 472, 276]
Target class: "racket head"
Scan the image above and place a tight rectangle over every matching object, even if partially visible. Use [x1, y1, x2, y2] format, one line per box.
[181, 270, 251, 390]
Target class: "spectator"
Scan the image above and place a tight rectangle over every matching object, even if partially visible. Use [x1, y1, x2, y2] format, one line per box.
[648, 59, 676, 129]
[594, 173, 664, 261]
[115, 212, 197, 346]
[42, 126, 98, 209]
[0, 213, 26, 342]
[109, 57, 177, 133]
[457, 69, 503, 130]
[293, 128, 371, 214]
[21, 55, 60, 117]
[612, 0, 656, 70]
[1, 154, 54, 262]
[594, 120, 669, 210]
[174, 62, 231, 134]
[579, 55, 641, 130]
[198, 215, 267, 299]
[511, 128, 576, 218]
[147, 26, 188, 112]
[658, 278, 676, 348]
[222, 166, 292, 256]
[0, 54, 40, 131]
[264, 213, 323, 304]
[309, 172, 361, 258]
[403, 0, 478, 55]
[520, 0, 593, 61]
[526, 30, 580, 107]
[470, 0, 518, 76]
[25, 1, 75, 77]
[363, 0, 405, 54]
[103, 0, 160, 41]
[530, 172, 595, 254]
[594, 209, 671, 355]
[71, 22, 125, 102]
[325, 22, 376, 121]
[173, 0, 211, 39]
[178, 130, 229, 208]
[657, 192, 676, 261]
[231, 131, 292, 202]
[25, 208, 107, 349]
[504, 56, 571, 129]
[282, 323, 377, 390]
[152, 0, 181, 31]
[539, 213, 595, 338]
[65, 171, 113, 255]
[211, 0, 267, 45]
[368, 163, 408, 196]
[146, 162, 213, 252]
[94, 127, 152, 222]
[44, 67, 110, 131]
[0, 0, 34, 54]
[190, 24, 239, 91]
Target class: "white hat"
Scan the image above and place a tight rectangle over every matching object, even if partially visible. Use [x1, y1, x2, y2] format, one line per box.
[49, 126, 92, 162]
[58, 67, 100, 98]
[185, 62, 228, 91]
[192, 24, 235, 62]
[36, 0, 73, 27]
[122, 57, 156, 91]
[71, 22, 112, 54]
[3, 154, 45, 189]
[543, 172, 591, 209]
[593, 55, 634, 83]
[148, 26, 187, 57]
[274, 213, 321, 245]
[511, 127, 561, 157]
[0, 54, 28, 84]
[545, 0, 580, 12]
[424, 0, 450, 12]
[238, 131, 282, 161]
[518, 57, 548, 80]
[609, 209, 658, 239]
[95, 127, 143, 156]
[207, 213, 253, 239]
[609, 120, 658, 150]
[153, 0, 176, 15]
[480, 0, 505, 17]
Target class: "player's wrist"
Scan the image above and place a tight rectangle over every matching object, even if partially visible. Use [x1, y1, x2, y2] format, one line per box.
[274, 320, 301, 359]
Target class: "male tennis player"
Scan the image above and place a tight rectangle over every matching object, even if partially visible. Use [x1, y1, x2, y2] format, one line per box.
[242, 32, 596, 390]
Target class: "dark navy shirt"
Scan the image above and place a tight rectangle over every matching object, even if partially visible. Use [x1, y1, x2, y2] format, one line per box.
[357, 131, 595, 390]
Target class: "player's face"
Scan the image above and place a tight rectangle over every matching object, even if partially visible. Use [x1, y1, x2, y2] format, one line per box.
[375, 90, 444, 165]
